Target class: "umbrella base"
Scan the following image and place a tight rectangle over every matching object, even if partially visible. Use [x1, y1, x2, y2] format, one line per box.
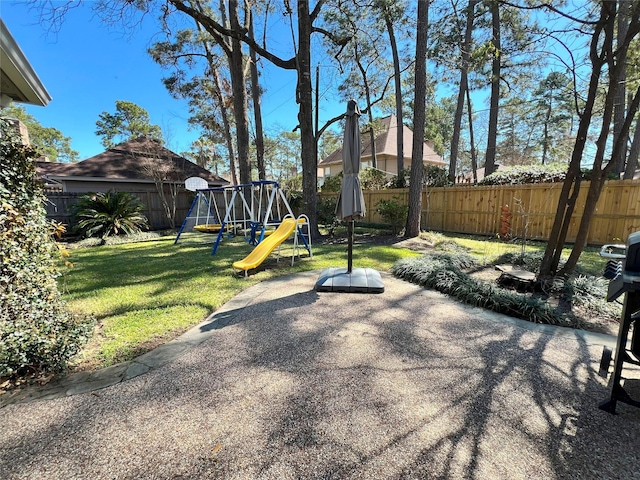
[314, 267, 385, 294]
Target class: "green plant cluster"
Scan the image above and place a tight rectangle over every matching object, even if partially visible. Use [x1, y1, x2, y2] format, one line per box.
[284, 189, 303, 214]
[376, 196, 408, 234]
[423, 165, 448, 187]
[391, 253, 569, 325]
[580, 168, 620, 181]
[0, 119, 94, 378]
[73, 190, 148, 242]
[281, 175, 303, 213]
[481, 163, 615, 186]
[316, 195, 339, 227]
[388, 169, 408, 188]
[389, 166, 448, 188]
[479, 164, 568, 185]
[360, 167, 387, 190]
[434, 239, 470, 255]
[320, 172, 343, 193]
[566, 275, 621, 319]
[494, 251, 545, 272]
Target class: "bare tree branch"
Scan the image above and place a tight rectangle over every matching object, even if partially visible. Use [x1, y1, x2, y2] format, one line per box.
[169, 0, 297, 69]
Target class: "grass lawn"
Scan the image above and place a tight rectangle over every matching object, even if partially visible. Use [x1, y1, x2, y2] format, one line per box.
[61, 233, 419, 370]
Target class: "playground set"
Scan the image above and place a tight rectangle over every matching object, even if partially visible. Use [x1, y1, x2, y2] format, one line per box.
[174, 180, 312, 276]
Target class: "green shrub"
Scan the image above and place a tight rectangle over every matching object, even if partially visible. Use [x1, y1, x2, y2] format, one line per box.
[389, 168, 410, 188]
[284, 189, 303, 213]
[0, 119, 94, 378]
[281, 174, 303, 212]
[360, 167, 387, 190]
[480, 164, 620, 185]
[320, 172, 343, 192]
[391, 253, 567, 325]
[423, 165, 448, 187]
[566, 275, 620, 319]
[479, 163, 567, 185]
[580, 168, 620, 181]
[376, 196, 408, 234]
[74, 190, 148, 241]
[389, 165, 448, 188]
[316, 195, 338, 226]
[281, 174, 302, 192]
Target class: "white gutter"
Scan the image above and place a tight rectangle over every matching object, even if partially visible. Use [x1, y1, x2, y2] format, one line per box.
[0, 19, 52, 107]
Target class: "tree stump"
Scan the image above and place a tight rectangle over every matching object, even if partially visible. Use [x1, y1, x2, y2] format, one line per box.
[495, 264, 536, 292]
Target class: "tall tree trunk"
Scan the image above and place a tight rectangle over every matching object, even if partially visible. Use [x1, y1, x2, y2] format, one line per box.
[450, 0, 477, 184]
[625, 110, 640, 179]
[249, 14, 266, 180]
[169, 0, 323, 236]
[561, 84, 640, 275]
[450, 79, 466, 183]
[297, 0, 320, 239]
[228, 0, 251, 185]
[213, 68, 238, 185]
[465, 86, 477, 183]
[385, 12, 404, 184]
[541, 1, 640, 278]
[367, 123, 376, 169]
[613, 0, 630, 175]
[484, 0, 500, 176]
[405, 0, 428, 238]
[193, 16, 238, 185]
[541, 97, 552, 165]
[539, 10, 608, 279]
[354, 45, 377, 169]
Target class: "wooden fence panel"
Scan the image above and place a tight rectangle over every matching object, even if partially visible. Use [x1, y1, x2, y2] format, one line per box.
[43, 192, 80, 226]
[319, 179, 640, 244]
[44, 190, 194, 232]
[587, 180, 640, 244]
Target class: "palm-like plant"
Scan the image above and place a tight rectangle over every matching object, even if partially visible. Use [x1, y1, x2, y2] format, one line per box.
[74, 191, 149, 241]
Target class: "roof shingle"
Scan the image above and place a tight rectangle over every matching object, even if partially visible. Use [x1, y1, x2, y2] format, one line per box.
[318, 115, 445, 167]
[37, 137, 227, 185]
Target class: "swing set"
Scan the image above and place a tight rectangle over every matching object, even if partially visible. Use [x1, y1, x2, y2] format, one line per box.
[174, 180, 312, 258]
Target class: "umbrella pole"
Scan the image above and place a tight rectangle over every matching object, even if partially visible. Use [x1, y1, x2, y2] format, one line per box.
[347, 220, 354, 273]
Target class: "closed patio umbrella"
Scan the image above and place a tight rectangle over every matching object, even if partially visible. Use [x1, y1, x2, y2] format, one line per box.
[314, 100, 384, 293]
[336, 99, 366, 272]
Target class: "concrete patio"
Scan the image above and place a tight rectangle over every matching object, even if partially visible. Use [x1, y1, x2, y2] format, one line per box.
[1, 271, 639, 479]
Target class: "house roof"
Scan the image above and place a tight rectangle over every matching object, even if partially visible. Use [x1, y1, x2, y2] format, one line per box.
[37, 137, 228, 186]
[0, 19, 51, 107]
[318, 115, 445, 168]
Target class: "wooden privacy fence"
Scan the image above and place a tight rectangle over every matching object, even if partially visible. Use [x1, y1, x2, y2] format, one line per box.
[320, 179, 640, 245]
[44, 190, 194, 231]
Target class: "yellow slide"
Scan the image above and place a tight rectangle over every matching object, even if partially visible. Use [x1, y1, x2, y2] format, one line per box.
[232, 218, 298, 276]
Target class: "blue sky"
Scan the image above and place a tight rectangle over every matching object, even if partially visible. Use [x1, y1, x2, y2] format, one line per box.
[2, 1, 346, 160]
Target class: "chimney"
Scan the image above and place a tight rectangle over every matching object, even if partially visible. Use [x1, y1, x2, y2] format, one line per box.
[1, 117, 30, 145]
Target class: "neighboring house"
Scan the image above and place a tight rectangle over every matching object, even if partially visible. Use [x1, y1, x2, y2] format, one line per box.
[37, 137, 228, 230]
[37, 137, 228, 193]
[317, 115, 446, 182]
[0, 19, 51, 143]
